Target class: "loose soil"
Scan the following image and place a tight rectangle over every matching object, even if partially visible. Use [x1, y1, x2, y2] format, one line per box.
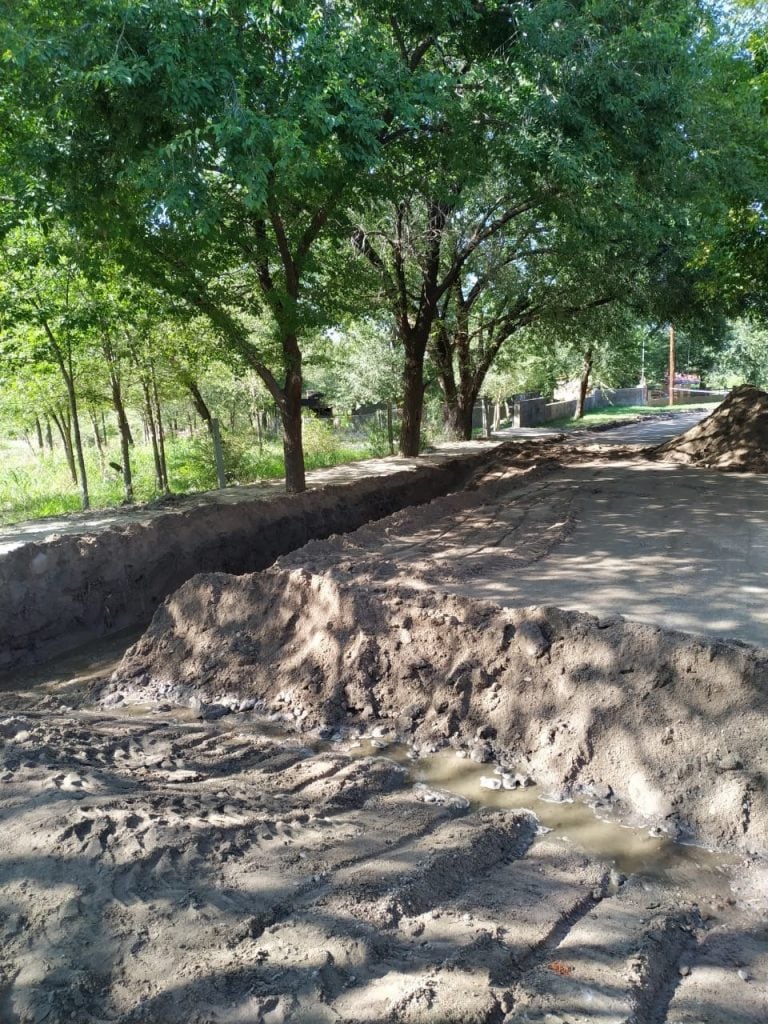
[653, 385, 768, 471]
[111, 565, 768, 856]
[0, 659, 765, 1024]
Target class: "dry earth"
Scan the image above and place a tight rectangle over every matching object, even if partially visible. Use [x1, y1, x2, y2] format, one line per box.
[2, 426, 768, 1023]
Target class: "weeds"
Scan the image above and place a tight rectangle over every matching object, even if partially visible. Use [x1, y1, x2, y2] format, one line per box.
[0, 422, 374, 527]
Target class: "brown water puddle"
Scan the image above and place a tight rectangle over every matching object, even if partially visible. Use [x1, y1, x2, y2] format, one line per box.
[343, 738, 738, 899]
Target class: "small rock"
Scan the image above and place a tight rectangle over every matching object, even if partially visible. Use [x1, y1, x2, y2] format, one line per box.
[470, 744, 492, 764]
[515, 619, 550, 659]
[198, 703, 231, 721]
[738, 968, 750, 982]
[238, 698, 256, 713]
[679, 965, 691, 977]
[718, 755, 744, 772]
[480, 776, 502, 791]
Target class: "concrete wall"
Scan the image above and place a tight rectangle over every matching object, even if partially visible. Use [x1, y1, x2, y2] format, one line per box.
[514, 386, 647, 427]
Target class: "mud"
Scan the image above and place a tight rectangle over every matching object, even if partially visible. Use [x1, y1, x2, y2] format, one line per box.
[0, 443, 526, 673]
[5, 427, 768, 1022]
[654, 385, 768, 471]
[0, 657, 765, 1024]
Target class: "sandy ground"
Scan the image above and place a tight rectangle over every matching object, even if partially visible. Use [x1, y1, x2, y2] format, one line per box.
[278, 444, 768, 647]
[3, 413, 768, 1023]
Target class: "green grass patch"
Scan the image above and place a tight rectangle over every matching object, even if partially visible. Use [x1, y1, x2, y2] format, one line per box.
[546, 402, 718, 430]
[0, 421, 376, 527]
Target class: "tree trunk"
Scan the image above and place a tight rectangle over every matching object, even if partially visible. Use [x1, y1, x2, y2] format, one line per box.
[142, 380, 164, 493]
[90, 408, 105, 457]
[399, 338, 428, 457]
[65, 375, 89, 509]
[109, 372, 134, 503]
[44, 415, 54, 452]
[51, 410, 76, 481]
[386, 401, 394, 455]
[444, 389, 477, 441]
[281, 365, 306, 493]
[151, 367, 169, 492]
[575, 347, 594, 420]
[35, 416, 44, 451]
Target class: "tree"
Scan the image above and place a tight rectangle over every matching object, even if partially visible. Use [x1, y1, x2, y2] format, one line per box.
[352, 0, 749, 450]
[0, 224, 99, 508]
[3, 0, 496, 491]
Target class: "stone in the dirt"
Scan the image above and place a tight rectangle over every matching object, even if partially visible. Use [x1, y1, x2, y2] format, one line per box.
[198, 703, 231, 721]
[515, 619, 550, 658]
[470, 744, 492, 764]
[480, 776, 502, 791]
[718, 754, 744, 772]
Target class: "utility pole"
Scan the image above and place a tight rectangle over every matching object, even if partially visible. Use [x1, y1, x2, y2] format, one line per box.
[668, 323, 676, 408]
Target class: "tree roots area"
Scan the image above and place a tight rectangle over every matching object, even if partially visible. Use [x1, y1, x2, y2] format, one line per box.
[2, 435, 768, 1023]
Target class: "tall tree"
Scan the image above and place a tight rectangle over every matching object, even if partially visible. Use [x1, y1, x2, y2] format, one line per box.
[353, 0, 760, 451]
[2, 0, 495, 490]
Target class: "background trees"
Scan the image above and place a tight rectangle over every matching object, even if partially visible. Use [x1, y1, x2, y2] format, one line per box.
[0, 0, 766, 516]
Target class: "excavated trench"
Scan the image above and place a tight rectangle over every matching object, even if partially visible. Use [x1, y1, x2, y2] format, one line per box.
[0, 442, 519, 672]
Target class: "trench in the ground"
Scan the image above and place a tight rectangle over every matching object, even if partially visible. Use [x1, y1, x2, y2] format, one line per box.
[1, 629, 737, 907]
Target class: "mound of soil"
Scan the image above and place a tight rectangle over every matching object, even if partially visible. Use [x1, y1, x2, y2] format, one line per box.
[654, 385, 768, 470]
[109, 566, 768, 854]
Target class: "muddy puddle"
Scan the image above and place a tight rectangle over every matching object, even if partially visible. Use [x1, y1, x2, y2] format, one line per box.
[331, 738, 739, 901]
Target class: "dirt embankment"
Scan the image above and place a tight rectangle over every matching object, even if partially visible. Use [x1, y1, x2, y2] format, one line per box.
[654, 384, 768, 471]
[110, 566, 768, 855]
[0, 445, 524, 673]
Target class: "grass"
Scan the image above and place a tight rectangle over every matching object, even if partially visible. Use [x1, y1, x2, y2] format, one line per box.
[0, 420, 375, 527]
[546, 401, 718, 430]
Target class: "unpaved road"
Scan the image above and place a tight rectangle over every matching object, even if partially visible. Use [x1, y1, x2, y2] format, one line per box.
[282, 440, 768, 647]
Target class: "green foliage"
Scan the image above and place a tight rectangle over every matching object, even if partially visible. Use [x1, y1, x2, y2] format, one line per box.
[707, 319, 768, 387]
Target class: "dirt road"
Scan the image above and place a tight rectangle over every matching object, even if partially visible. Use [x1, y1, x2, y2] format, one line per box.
[279, 442, 768, 647]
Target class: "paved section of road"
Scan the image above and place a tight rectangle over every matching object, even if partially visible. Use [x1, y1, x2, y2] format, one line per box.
[495, 408, 709, 446]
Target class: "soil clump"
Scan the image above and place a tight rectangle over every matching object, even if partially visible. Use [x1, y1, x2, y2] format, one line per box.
[654, 384, 768, 470]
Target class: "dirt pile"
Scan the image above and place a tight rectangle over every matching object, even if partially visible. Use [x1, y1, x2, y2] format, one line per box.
[109, 566, 768, 854]
[654, 385, 768, 470]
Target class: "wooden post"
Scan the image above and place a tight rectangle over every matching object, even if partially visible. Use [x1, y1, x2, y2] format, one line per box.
[669, 324, 676, 407]
[210, 417, 227, 489]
